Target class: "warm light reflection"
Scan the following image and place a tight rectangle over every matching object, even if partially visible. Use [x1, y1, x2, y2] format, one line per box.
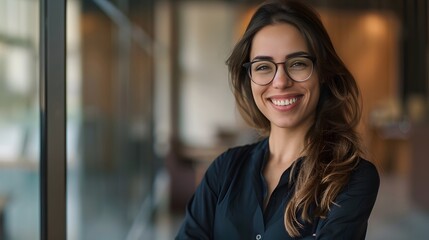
[360, 13, 388, 41]
[235, 6, 257, 40]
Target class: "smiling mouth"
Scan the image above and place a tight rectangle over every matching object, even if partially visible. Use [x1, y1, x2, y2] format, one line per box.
[271, 97, 300, 106]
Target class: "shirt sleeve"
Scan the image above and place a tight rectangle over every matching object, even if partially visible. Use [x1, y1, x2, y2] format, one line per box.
[315, 160, 380, 240]
[175, 151, 228, 240]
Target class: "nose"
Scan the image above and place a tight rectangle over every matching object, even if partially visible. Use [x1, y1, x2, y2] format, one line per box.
[272, 64, 293, 89]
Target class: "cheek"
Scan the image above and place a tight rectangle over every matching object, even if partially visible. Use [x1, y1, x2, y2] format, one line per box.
[306, 79, 321, 106]
[250, 88, 268, 121]
[309, 75, 320, 95]
[311, 81, 320, 97]
[251, 85, 264, 108]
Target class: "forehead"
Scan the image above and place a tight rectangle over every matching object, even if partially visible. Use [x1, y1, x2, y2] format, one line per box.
[250, 23, 308, 60]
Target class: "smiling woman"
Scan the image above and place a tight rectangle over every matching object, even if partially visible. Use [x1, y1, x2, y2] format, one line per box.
[176, 0, 379, 239]
[249, 23, 320, 134]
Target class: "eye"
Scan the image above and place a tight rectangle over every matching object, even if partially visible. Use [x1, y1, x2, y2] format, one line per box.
[292, 61, 307, 67]
[287, 58, 311, 70]
[252, 61, 275, 72]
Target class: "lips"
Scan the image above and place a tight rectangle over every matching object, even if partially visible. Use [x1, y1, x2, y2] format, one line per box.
[269, 95, 302, 107]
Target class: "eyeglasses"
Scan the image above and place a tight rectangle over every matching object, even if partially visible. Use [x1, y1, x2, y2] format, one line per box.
[243, 55, 316, 85]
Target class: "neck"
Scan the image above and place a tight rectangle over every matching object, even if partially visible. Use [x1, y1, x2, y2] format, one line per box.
[268, 126, 308, 165]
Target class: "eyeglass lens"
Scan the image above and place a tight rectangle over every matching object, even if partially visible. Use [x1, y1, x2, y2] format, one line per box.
[249, 57, 313, 85]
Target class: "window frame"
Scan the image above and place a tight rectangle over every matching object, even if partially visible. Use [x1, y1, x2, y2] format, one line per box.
[40, 0, 67, 239]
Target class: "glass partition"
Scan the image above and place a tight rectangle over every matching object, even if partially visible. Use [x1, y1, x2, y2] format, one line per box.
[66, 1, 156, 239]
[0, 0, 40, 238]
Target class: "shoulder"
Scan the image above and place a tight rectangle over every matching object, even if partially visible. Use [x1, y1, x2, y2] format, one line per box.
[316, 159, 380, 238]
[343, 158, 380, 198]
[227, 137, 267, 155]
[211, 138, 268, 168]
[201, 138, 267, 196]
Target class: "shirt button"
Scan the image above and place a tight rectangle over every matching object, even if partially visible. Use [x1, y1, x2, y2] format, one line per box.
[256, 234, 262, 240]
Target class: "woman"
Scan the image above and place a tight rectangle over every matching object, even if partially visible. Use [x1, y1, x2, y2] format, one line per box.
[176, 0, 379, 239]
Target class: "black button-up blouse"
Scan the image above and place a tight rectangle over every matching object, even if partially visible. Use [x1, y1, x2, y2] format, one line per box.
[176, 138, 380, 240]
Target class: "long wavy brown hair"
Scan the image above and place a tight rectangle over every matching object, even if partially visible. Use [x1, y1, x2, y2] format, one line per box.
[226, 0, 363, 237]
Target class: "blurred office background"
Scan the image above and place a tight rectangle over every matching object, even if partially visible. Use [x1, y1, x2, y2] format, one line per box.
[0, 0, 428, 239]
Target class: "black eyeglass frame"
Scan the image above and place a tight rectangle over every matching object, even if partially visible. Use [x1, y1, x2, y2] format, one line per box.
[242, 55, 316, 86]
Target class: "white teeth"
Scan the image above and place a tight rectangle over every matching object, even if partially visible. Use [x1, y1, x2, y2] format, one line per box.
[272, 98, 298, 106]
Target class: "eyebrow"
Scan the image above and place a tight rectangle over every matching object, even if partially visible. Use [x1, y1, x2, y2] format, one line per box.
[251, 51, 311, 61]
